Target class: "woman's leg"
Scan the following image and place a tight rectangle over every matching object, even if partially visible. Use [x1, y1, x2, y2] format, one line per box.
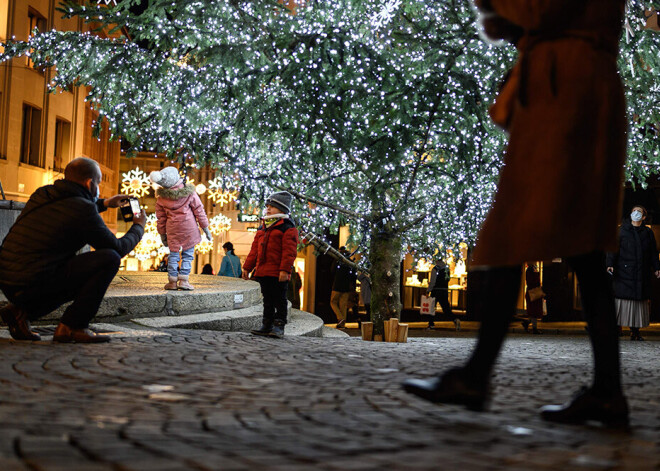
[462, 265, 521, 387]
[403, 265, 520, 410]
[566, 251, 622, 395]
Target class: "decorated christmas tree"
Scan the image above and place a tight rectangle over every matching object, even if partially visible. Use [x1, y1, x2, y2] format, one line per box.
[3, 0, 658, 332]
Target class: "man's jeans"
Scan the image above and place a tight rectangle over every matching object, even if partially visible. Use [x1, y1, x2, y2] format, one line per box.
[0, 249, 121, 329]
[330, 290, 351, 321]
[168, 247, 195, 278]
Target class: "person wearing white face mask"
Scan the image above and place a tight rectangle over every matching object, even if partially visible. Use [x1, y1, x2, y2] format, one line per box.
[606, 205, 660, 341]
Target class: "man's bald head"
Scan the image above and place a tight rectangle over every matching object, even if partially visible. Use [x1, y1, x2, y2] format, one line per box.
[65, 157, 101, 186]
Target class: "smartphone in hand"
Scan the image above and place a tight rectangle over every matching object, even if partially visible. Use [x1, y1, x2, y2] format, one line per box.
[119, 197, 141, 222]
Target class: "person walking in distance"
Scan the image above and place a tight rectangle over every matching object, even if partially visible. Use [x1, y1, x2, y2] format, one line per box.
[330, 247, 357, 329]
[425, 259, 461, 332]
[607, 206, 660, 341]
[0, 157, 145, 343]
[243, 192, 299, 339]
[522, 262, 544, 334]
[404, 0, 630, 427]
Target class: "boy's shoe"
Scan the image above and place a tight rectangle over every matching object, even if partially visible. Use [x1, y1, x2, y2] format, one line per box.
[336, 319, 346, 329]
[251, 324, 273, 336]
[164, 276, 178, 290]
[269, 322, 285, 339]
[177, 275, 194, 290]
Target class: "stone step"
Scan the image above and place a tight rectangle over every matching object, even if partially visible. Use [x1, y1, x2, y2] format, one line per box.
[321, 326, 351, 338]
[130, 306, 325, 337]
[0, 272, 336, 338]
[0, 273, 262, 322]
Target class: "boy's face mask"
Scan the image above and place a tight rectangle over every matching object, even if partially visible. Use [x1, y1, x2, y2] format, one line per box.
[631, 210, 643, 222]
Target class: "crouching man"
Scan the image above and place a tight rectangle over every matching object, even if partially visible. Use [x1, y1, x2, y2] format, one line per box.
[0, 157, 145, 343]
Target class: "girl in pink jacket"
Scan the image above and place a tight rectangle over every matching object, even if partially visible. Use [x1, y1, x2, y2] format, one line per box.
[150, 167, 212, 290]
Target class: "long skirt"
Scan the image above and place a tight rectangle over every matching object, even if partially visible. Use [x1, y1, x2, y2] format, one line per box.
[615, 298, 650, 328]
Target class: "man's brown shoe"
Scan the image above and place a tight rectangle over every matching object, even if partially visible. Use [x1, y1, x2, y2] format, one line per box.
[0, 304, 41, 341]
[53, 323, 110, 343]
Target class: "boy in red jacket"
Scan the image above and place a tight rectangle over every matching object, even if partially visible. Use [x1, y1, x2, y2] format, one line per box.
[243, 191, 299, 338]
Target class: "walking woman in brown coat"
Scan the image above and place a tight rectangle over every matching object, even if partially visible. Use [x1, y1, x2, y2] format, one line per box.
[404, 0, 629, 427]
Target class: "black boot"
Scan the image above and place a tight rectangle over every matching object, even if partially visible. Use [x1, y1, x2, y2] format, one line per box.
[540, 387, 629, 428]
[402, 368, 489, 412]
[251, 322, 272, 336]
[269, 321, 285, 339]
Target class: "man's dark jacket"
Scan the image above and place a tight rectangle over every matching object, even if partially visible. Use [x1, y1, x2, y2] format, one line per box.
[0, 179, 144, 287]
[606, 222, 660, 300]
[331, 261, 356, 293]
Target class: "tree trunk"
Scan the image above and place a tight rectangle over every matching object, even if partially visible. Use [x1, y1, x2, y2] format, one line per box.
[369, 229, 402, 336]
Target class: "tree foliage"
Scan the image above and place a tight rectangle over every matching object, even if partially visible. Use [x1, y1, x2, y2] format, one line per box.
[2, 0, 659, 262]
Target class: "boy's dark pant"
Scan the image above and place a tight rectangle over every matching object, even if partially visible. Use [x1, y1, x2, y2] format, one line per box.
[257, 276, 289, 325]
[0, 249, 121, 329]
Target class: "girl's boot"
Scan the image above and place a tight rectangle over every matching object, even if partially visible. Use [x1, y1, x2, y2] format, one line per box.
[164, 276, 178, 290]
[178, 275, 194, 290]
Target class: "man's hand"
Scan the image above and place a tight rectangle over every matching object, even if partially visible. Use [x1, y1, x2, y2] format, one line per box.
[160, 233, 168, 246]
[279, 271, 289, 282]
[607, 267, 614, 275]
[104, 194, 129, 208]
[242, 269, 250, 280]
[133, 210, 147, 228]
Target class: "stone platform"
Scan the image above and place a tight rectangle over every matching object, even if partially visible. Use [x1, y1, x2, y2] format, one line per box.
[0, 272, 336, 338]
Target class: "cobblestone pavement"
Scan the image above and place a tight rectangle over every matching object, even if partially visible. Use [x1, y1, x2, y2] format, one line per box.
[0, 329, 658, 470]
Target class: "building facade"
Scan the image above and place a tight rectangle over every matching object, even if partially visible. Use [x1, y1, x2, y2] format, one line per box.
[0, 0, 121, 230]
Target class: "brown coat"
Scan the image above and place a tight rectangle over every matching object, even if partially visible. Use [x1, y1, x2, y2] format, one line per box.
[472, 0, 627, 267]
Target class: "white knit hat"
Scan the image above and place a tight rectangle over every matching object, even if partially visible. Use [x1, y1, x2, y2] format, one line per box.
[149, 167, 181, 188]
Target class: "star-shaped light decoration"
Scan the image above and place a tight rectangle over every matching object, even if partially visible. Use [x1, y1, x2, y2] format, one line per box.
[208, 214, 232, 235]
[121, 168, 151, 198]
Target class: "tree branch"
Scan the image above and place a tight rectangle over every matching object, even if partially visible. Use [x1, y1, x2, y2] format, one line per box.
[299, 229, 371, 276]
[274, 186, 370, 221]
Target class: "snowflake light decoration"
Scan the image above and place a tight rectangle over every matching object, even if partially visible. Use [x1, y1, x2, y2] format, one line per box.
[131, 214, 163, 260]
[121, 168, 151, 198]
[371, 0, 402, 29]
[207, 176, 238, 207]
[195, 239, 213, 254]
[208, 214, 232, 235]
